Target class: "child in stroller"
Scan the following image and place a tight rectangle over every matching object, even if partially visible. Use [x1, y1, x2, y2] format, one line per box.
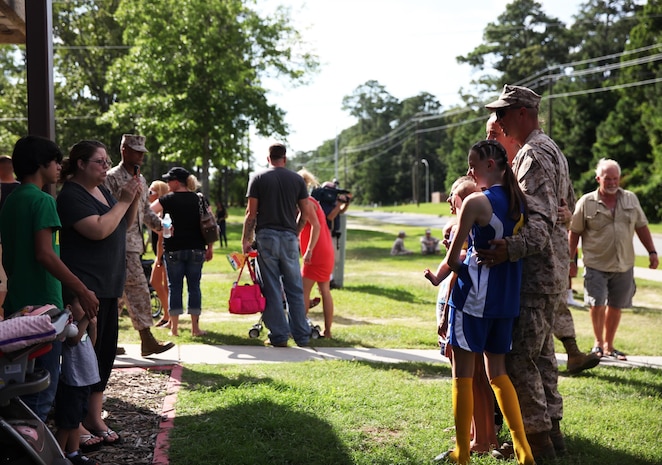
[0, 305, 78, 465]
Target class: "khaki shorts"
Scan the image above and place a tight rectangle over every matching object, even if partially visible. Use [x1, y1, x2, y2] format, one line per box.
[583, 267, 635, 309]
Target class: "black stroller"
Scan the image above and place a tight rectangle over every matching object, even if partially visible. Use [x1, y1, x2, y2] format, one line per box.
[141, 258, 164, 319]
[0, 305, 76, 465]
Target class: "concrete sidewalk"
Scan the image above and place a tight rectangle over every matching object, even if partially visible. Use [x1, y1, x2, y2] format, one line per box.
[114, 343, 662, 371]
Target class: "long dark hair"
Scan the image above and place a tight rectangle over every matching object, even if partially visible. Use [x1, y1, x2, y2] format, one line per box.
[470, 139, 528, 222]
[59, 140, 107, 182]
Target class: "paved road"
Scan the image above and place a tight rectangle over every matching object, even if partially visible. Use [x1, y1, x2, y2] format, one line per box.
[346, 210, 662, 282]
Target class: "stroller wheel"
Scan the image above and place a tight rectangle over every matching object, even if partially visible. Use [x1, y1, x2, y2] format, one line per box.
[151, 291, 163, 318]
[248, 325, 262, 339]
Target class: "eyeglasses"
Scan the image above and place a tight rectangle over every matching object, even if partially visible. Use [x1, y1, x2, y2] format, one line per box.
[88, 158, 112, 168]
[495, 108, 508, 120]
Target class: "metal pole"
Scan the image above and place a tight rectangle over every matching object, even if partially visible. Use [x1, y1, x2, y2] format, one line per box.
[421, 159, 429, 203]
[26, 0, 55, 140]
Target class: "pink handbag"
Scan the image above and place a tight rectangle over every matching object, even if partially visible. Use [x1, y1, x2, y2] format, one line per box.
[228, 255, 265, 314]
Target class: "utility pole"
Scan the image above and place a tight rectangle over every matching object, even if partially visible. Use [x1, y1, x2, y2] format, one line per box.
[421, 159, 429, 204]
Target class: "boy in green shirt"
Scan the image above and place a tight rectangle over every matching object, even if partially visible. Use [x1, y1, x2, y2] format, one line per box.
[0, 135, 98, 421]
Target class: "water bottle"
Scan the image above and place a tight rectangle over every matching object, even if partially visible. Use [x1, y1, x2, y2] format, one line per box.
[162, 213, 172, 238]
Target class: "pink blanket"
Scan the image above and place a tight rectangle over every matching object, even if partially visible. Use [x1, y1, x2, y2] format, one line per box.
[0, 315, 56, 353]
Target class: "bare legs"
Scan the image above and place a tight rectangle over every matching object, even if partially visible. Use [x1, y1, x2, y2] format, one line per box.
[169, 314, 179, 337]
[317, 281, 334, 338]
[151, 262, 170, 327]
[191, 314, 206, 336]
[471, 354, 498, 453]
[302, 277, 335, 338]
[590, 304, 622, 353]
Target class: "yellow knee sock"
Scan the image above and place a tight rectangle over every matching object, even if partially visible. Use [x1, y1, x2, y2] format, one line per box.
[450, 377, 473, 465]
[490, 374, 535, 465]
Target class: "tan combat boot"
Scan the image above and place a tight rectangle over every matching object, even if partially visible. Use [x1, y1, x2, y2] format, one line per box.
[140, 328, 175, 357]
[562, 337, 600, 374]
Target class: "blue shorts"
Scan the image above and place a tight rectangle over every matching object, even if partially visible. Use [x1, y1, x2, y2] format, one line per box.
[448, 307, 515, 354]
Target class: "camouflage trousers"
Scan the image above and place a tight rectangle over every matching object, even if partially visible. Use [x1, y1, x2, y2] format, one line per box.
[506, 292, 564, 434]
[553, 301, 576, 340]
[123, 252, 154, 331]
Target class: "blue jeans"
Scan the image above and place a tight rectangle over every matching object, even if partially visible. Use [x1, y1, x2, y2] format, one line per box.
[20, 339, 62, 421]
[164, 249, 205, 315]
[255, 229, 310, 346]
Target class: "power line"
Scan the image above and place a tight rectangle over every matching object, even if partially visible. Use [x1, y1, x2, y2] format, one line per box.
[339, 44, 662, 156]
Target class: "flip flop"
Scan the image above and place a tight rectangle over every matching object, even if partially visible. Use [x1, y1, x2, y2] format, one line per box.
[91, 428, 121, 445]
[606, 348, 627, 361]
[79, 433, 103, 452]
[591, 346, 604, 358]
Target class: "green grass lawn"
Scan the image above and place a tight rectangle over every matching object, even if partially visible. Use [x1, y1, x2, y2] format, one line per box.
[122, 208, 662, 465]
[123, 210, 662, 357]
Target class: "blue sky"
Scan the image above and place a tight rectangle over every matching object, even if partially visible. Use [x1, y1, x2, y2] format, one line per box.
[251, 0, 591, 161]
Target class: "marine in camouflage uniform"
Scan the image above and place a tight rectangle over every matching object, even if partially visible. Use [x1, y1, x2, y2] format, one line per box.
[105, 134, 174, 357]
[486, 112, 597, 376]
[483, 85, 570, 462]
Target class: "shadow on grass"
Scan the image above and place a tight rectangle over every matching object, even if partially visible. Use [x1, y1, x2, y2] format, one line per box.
[343, 283, 420, 303]
[564, 436, 661, 465]
[172, 369, 354, 465]
[590, 366, 662, 397]
[630, 305, 662, 315]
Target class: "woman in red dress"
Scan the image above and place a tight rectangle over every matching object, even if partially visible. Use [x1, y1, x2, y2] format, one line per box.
[298, 169, 336, 338]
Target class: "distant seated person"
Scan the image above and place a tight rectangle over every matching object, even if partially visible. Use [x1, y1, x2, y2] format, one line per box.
[420, 228, 441, 255]
[391, 231, 414, 256]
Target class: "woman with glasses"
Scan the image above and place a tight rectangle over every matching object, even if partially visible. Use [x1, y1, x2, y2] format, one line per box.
[57, 140, 141, 447]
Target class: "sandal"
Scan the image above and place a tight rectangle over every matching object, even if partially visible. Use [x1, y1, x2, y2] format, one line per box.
[90, 428, 121, 445]
[155, 319, 170, 327]
[79, 433, 103, 452]
[605, 348, 627, 361]
[591, 346, 603, 358]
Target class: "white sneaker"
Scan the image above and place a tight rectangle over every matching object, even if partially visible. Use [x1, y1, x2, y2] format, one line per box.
[567, 289, 583, 307]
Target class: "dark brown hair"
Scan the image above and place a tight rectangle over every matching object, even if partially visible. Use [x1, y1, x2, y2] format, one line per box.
[59, 140, 106, 182]
[268, 143, 287, 160]
[470, 139, 528, 222]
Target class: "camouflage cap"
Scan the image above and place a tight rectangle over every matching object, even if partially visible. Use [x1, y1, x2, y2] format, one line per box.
[121, 134, 148, 152]
[485, 84, 541, 110]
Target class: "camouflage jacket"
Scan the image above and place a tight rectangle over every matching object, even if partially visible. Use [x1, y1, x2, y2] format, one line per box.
[104, 162, 162, 254]
[506, 129, 572, 295]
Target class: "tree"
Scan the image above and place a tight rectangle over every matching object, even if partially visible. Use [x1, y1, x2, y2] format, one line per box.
[102, 0, 318, 195]
[598, 0, 662, 221]
[52, 0, 129, 162]
[456, 0, 569, 94]
[0, 1, 130, 161]
[551, 0, 642, 193]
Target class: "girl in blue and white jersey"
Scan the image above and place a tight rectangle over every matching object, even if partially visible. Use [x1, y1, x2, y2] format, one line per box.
[427, 140, 533, 465]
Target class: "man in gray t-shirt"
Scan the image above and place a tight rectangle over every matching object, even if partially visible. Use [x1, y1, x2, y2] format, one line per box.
[242, 143, 313, 347]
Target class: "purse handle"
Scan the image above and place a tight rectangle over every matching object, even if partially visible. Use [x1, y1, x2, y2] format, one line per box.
[197, 192, 208, 216]
[235, 253, 258, 284]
